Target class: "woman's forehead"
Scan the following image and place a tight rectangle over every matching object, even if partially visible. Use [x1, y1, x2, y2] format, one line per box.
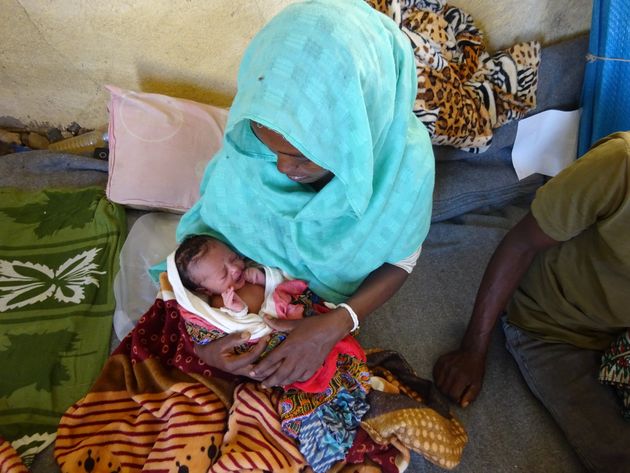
[250, 121, 304, 158]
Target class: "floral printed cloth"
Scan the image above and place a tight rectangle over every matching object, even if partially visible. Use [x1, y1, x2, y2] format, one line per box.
[599, 329, 630, 419]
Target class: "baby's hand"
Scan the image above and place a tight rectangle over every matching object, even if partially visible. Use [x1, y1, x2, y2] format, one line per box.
[244, 267, 266, 286]
[222, 287, 246, 312]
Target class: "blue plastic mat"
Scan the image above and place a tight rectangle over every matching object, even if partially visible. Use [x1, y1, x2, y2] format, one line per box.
[579, 0, 630, 156]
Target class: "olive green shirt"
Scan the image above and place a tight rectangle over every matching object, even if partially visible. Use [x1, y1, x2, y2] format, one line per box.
[508, 132, 630, 350]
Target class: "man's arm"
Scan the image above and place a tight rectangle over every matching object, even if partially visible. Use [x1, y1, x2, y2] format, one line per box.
[433, 211, 559, 406]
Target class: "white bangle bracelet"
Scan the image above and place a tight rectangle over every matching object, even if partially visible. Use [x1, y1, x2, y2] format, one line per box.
[338, 303, 360, 333]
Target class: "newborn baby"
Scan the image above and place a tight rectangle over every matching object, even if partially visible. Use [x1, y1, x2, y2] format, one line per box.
[168, 234, 319, 346]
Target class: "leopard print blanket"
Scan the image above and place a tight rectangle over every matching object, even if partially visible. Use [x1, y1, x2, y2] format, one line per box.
[367, 0, 541, 153]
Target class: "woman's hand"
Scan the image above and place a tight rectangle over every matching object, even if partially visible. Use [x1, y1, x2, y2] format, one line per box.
[194, 331, 269, 380]
[249, 264, 409, 388]
[251, 309, 353, 388]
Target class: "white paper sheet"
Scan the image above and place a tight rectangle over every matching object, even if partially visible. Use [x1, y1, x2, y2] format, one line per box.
[512, 109, 581, 181]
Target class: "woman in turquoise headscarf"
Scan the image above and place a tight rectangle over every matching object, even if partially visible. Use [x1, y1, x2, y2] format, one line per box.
[178, 0, 435, 387]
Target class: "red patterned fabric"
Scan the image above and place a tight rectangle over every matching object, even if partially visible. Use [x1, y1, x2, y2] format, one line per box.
[345, 428, 402, 473]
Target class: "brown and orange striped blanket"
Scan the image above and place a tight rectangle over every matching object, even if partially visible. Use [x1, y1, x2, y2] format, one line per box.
[2, 274, 467, 473]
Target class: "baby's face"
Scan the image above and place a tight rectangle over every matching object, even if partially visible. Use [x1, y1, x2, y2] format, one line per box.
[188, 240, 246, 295]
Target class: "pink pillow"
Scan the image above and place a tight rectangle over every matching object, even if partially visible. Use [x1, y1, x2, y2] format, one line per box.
[106, 85, 228, 213]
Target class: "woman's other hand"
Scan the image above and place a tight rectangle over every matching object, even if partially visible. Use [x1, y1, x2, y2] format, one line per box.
[251, 310, 353, 387]
[194, 331, 269, 380]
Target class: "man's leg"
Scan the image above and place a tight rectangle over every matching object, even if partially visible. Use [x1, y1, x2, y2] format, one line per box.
[502, 319, 630, 473]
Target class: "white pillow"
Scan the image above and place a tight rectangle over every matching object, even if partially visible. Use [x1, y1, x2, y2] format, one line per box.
[106, 85, 228, 213]
[112, 212, 180, 340]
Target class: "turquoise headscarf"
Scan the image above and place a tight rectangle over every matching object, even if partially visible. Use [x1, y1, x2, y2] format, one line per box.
[177, 0, 435, 303]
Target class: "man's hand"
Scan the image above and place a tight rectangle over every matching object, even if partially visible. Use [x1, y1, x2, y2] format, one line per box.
[250, 309, 352, 388]
[433, 349, 486, 407]
[194, 331, 269, 380]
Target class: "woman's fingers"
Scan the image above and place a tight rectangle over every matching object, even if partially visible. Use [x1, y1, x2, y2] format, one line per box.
[193, 335, 239, 367]
[241, 336, 270, 362]
[254, 348, 292, 387]
[251, 331, 302, 377]
[249, 360, 281, 381]
[261, 360, 302, 388]
[253, 320, 302, 374]
[263, 315, 299, 332]
[259, 351, 318, 387]
[226, 336, 271, 373]
[194, 332, 270, 374]
[250, 344, 285, 378]
[295, 367, 314, 383]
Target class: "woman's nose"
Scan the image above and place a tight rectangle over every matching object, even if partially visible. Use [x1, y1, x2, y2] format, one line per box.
[276, 154, 297, 175]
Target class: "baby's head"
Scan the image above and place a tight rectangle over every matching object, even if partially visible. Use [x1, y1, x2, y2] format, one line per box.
[175, 235, 246, 296]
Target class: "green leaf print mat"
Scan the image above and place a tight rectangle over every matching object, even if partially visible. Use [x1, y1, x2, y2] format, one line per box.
[0, 186, 125, 465]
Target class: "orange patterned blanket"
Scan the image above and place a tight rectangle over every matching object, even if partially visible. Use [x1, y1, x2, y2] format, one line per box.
[1, 275, 467, 473]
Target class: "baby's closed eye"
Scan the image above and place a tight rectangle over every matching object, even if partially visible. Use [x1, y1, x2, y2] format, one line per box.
[244, 267, 265, 285]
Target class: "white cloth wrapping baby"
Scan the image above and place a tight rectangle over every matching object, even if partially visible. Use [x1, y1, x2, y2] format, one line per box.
[166, 252, 289, 340]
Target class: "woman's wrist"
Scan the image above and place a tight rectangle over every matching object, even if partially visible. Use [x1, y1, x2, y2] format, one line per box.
[338, 303, 360, 333]
[321, 307, 354, 338]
